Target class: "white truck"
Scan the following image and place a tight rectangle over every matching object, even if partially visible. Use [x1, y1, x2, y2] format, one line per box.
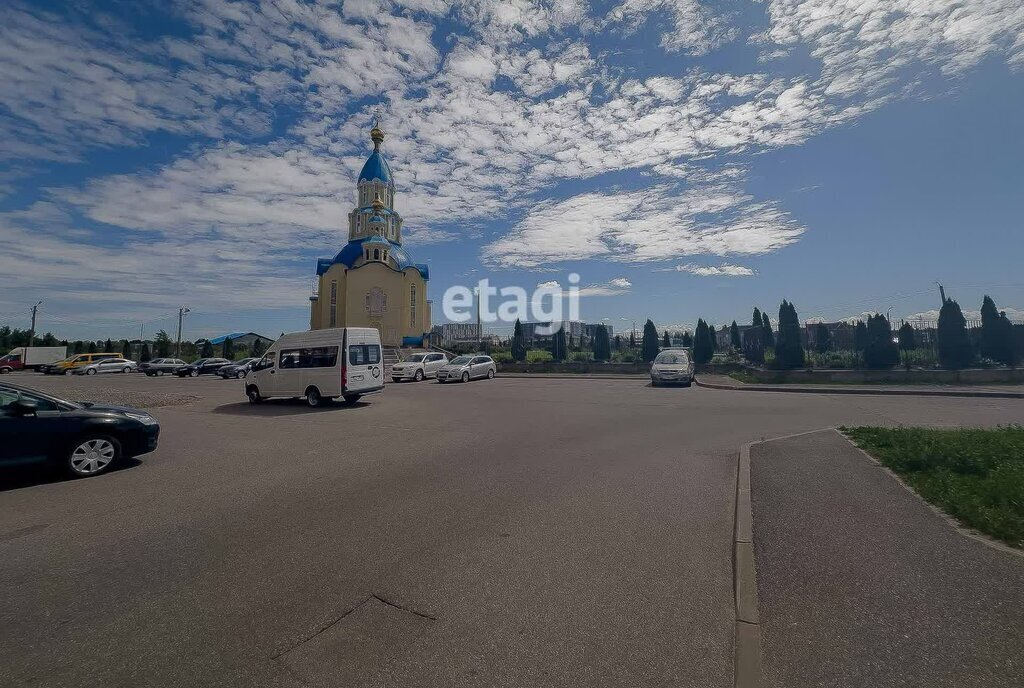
[0, 346, 67, 373]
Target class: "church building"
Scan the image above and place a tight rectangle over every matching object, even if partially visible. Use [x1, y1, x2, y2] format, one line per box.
[310, 122, 431, 346]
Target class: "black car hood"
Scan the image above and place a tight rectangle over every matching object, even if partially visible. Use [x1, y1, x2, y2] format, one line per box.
[78, 402, 149, 416]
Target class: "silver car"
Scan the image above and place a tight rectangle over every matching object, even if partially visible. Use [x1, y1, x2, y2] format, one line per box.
[74, 358, 139, 375]
[650, 349, 694, 387]
[436, 355, 497, 383]
[391, 352, 448, 382]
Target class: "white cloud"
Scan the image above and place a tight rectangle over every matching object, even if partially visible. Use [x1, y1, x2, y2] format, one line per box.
[483, 186, 804, 267]
[535, 277, 633, 296]
[604, 0, 737, 56]
[675, 263, 755, 276]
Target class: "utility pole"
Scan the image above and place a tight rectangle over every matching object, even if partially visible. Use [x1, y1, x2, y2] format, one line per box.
[28, 301, 42, 347]
[936, 282, 946, 307]
[175, 306, 190, 357]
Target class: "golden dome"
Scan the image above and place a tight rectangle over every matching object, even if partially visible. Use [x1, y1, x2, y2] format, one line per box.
[370, 120, 385, 148]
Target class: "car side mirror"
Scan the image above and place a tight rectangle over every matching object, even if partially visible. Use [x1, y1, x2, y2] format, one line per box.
[10, 399, 38, 417]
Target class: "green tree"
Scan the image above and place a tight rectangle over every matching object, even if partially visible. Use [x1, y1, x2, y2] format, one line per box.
[730, 321, 741, 350]
[662, 330, 671, 348]
[222, 336, 234, 359]
[761, 311, 774, 347]
[104, 338, 113, 352]
[980, 295, 1014, 364]
[774, 300, 805, 368]
[814, 323, 831, 354]
[73, 340, 83, 354]
[937, 298, 972, 369]
[614, 334, 622, 351]
[853, 321, 868, 352]
[252, 339, 265, 358]
[708, 325, 718, 352]
[593, 324, 611, 361]
[0, 326, 10, 350]
[201, 339, 214, 358]
[628, 330, 636, 349]
[897, 322, 916, 351]
[140, 343, 152, 362]
[863, 314, 899, 368]
[641, 319, 660, 362]
[154, 329, 172, 358]
[87, 341, 97, 353]
[693, 319, 713, 365]
[121, 339, 131, 359]
[682, 331, 693, 347]
[743, 324, 765, 364]
[551, 327, 567, 362]
[511, 319, 527, 362]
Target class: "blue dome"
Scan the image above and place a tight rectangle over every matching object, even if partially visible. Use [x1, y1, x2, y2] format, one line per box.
[358, 150, 393, 185]
[317, 238, 428, 280]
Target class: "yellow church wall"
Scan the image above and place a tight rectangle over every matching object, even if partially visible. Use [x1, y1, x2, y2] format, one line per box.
[311, 261, 429, 346]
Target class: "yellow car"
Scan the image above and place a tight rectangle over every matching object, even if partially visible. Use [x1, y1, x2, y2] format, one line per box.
[47, 353, 122, 375]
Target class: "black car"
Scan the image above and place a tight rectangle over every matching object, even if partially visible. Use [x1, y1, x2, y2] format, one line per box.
[140, 358, 187, 376]
[175, 358, 230, 377]
[217, 358, 258, 379]
[0, 382, 160, 477]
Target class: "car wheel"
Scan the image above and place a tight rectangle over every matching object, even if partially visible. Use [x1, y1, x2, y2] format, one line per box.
[246, 386, 262, 404]
[414, 369, 424, 382]
[190, 370, 199, 377]
[67, 436, 120, 477]
[462, 371, 470, 383]
[86, 368, 97, 375]
[123, 366, 132, 373]
[157, 370, 165, 376]
[64, 369, 73, 376]
[236, 370, 245, 379]
[342, 393, 361, 404]
[487, 368, 495, 379]
[651, 379, 659, 387]
[306, 387, 322, 408]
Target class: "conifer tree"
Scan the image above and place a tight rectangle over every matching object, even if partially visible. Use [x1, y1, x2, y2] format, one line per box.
[730, 321, 741, 350]
[774, 300, 805, 368]
[814, 323, 831, 354]
[863, 314, 899, 368]
[682, 331, 693, 347]
[140, 343, 152, 363]
[937, 298, 972, 369]
[594, 324, 611, 361]
[642, 319, 660, 362]
[511, 319, 527, 362]
[662, 330, 671, 348]
[551, 327, 567, 362]
[201, 340, 214, 358]
[897, 322, 916, 351]
[223, 336, 234, 360]
[693, 319, 713, 365]
[761, 311, 774, 347]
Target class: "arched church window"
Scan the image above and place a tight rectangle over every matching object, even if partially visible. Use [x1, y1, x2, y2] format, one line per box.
[373, 248, 380, 261]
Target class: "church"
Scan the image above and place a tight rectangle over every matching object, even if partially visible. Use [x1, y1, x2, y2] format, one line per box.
[310, 122, 431, 347]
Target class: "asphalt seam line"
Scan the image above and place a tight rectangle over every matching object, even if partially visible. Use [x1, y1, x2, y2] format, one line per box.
[733, 442, 761, 688]
[835, 429, 1024, 559]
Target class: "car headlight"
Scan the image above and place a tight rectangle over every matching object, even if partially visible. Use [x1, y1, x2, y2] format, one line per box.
[124, 412, 157, 425]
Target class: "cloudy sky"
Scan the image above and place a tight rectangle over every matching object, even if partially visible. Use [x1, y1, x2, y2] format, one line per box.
[1, 0, 1022, 339]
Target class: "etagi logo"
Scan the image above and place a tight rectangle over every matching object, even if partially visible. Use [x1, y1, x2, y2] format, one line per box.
[442, 274, 580, 335]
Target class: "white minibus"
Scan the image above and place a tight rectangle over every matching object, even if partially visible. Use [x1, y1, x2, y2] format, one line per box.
[245, 328, 384, 407]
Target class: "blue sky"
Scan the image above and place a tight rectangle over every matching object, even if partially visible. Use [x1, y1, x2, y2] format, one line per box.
[1, 0, 1022, 341]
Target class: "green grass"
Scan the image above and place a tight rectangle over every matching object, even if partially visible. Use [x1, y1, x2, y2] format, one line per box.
[842, 425, 1024, 547]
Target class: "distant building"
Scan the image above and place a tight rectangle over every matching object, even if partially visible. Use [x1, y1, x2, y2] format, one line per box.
[521, 320, 584, 344]
[583, 323, 614, 342]
[434, 323, 481, 345]
[201, 332, 275, 350]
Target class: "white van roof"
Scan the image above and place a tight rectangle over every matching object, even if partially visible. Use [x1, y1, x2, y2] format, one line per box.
[270, 328, 380, 349]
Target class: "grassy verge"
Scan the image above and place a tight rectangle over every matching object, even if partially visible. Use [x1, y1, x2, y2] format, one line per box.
[842, 425, 1024, 547]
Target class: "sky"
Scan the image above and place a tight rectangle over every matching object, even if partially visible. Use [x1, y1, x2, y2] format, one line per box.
[1, 0, 1022, 341]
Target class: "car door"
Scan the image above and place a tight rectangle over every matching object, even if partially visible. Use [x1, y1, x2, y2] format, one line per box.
[0, 389, 65, 465]
[468, 356, 484, 379]
[99, 359, 121, 374]
[423, 354, 439, 377]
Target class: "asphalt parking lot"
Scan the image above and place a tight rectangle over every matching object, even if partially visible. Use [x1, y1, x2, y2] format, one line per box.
[2, 372, 1022, 687]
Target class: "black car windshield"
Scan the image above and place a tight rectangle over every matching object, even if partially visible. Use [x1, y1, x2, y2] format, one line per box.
[405, 354, 426, 362]
[0, 384, 80, 411]
[450, 356, 472, 364]
[655, 353, 687, 364]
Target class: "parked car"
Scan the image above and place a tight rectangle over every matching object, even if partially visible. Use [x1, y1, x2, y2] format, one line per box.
[217, 358, 258, 379]
[650, 349, 695, 387]
[73, 358, 138, 375]
[140, 358, 186, 376]
[391, 352, 448, 382]
[46, 352, 121, 375]
[175, 358, 231, 377]
[246, 327, 384, 407]
[0, 381, 160, 477]
[436, 355, 496, 383]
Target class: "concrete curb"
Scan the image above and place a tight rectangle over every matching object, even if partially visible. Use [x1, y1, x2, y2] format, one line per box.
[697, 378, 1024, 399]
[734, 442, 761, 688]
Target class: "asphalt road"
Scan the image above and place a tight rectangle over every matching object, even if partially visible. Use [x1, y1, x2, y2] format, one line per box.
[1, 373, 1022, 687]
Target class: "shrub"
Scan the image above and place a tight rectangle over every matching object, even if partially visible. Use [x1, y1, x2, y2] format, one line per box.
[863, 314, 899, 368]
[527, 349, 552, 363]
[492, 352, 513, 363]
[511, 319, 527, 362]
[571, 352, 590, 362]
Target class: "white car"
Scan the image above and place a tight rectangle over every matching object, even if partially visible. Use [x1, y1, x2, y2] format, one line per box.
[391, 352, 448, 382]
[650, 349, 694, 387]
[436, 355, 497, 383]
[73, 358, 139, 375]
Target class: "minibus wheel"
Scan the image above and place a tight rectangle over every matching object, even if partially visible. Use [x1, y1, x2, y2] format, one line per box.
[305, 387, 322, 408]
[343, 393, 361, 404]
[246, 386, 262, 404]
